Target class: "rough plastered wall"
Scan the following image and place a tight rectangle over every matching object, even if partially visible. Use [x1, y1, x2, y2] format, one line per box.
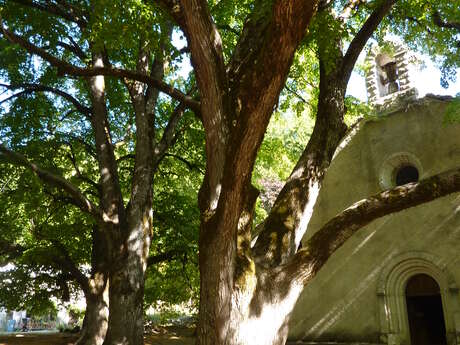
[288, 97, 460, 344]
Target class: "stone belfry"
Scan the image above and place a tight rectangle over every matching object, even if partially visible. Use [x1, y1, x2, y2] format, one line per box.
[365, 43, 418, 107]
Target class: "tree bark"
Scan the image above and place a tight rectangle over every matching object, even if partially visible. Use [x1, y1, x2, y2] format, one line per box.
[184, 0, 319, 343]
[76, 289, 109, 345]
[102, 36, 162, 345]
[76, 226, 109, 345]
[102, 258, 145, 345]
[84, 49, 139, 345]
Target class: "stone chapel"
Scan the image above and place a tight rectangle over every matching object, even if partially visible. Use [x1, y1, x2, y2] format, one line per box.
[287, 45, 460, 345]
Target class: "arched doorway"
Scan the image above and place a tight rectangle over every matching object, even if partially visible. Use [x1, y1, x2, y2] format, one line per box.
[405, 274, 447, 345]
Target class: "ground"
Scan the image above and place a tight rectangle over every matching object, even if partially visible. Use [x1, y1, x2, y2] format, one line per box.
[0, 326, 195, 345]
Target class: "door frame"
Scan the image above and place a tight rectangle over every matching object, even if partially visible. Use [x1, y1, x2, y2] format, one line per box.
[377, 251, 460, 345]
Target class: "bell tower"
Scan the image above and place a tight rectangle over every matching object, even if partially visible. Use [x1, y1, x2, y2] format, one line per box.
[365, 43, 418, 107]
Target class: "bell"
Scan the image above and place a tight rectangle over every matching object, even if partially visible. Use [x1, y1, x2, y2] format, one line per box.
[382, 61, 399, 94]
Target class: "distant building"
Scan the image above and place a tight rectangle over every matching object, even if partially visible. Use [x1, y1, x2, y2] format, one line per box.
[0, 309, 26, 331]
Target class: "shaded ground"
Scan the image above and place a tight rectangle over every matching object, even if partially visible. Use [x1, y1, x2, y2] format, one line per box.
[145, 326, 195, 345]
[0, 332, 78, 345]
[0, 326, 195, 345]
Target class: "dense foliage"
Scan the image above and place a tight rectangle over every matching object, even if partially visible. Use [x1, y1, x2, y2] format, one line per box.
[0, 0, 458, 344]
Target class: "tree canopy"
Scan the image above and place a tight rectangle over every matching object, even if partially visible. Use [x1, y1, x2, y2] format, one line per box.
[0, 0, 459, 345]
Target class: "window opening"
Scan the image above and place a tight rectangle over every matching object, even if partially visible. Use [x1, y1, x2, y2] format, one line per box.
[395, 165, 419, 186]
[375, 53, 400, 97]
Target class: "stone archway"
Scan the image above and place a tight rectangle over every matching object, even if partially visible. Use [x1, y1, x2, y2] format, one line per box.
[377, 252, 460, 345]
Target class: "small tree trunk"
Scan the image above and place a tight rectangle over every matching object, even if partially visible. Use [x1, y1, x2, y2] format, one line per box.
[76, 289, 109, 345]
[77, 226, 110, 345]
[195, 219, 235, 345]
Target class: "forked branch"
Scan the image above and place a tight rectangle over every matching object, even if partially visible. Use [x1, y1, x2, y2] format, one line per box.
[0, 144, 101, 218]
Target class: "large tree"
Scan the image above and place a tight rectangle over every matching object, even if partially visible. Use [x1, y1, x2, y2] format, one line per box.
[0, 1, 201, 344]
[153, 0, 460, 344]
[1, 1, 459, 345]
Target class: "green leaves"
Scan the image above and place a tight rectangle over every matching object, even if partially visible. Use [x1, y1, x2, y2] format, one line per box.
[389, 0, 460, 87]
[443, 96, 460, 123]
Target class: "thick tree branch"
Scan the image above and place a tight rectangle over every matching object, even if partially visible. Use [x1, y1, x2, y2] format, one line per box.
[122, 38, 158, 257]
[341, 0, 397, 83]
[179, 0, 229, 214]
[87, 51, 125, 229]
[0, 144, 101, 218]
[11, 0, 88, 28]
[49, 239, 90, 294]
[287, 167, 460, 284]
[0, 26, 201, 114]
[0, 83, 92, 116]
[224, 0, 320, 176]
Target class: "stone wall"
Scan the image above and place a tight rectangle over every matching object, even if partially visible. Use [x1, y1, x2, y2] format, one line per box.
[288, 98, 460, 345]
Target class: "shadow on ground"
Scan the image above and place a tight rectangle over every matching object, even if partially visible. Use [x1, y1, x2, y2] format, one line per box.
[0, 326, 195, 345]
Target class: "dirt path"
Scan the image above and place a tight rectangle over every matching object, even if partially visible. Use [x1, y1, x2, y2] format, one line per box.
[0, 327, 195, 345]
[145, 326, 195, 345]
[0, 333, 78, 345]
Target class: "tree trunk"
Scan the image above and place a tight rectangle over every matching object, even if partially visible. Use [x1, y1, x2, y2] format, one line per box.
[196, 262, 306, 345]
[175, 0, 408, 344]
[101, 41, 156, 345]
[196, 69, 347, 345]
[76, 289, 109, 345]
[102, 254, 146, 345]
[77, 226, 110, 345]
[102, 180, 152, 345]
